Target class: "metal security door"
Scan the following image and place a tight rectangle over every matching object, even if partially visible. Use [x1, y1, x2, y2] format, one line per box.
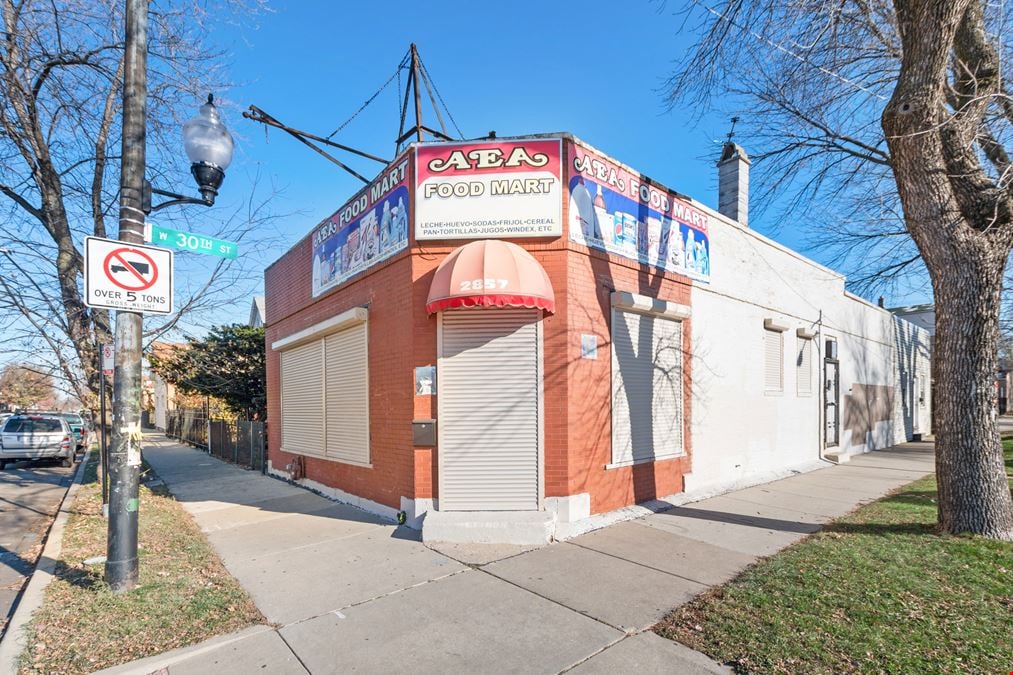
[439, 308, 542, 511]
[912, 376, 920, 432]
[824, 359, 840, 447]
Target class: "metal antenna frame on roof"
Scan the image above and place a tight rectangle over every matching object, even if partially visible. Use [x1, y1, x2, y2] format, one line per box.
[726, 116, 740, 142]
[244, 44, 461, 184]
[394, 43, 457, 154]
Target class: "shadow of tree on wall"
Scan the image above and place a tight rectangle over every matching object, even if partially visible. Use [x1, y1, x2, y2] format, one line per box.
[893, 316, 931, 440]
[838, 313, 890, 452]
[838, 311, 930, 453]
[582, 173, 689, 506]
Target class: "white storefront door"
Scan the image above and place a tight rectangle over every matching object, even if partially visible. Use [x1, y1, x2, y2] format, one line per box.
[438, 308, 542, 511]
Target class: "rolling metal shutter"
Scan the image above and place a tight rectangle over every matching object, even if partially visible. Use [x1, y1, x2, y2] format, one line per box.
[611, 309, 683, 465]
[797, 337, 813, 395]
[764, 329, 783, 392]
[324, 323, 369, 464]
[281, 341, 324, 456]
[439, 308, 541, 511]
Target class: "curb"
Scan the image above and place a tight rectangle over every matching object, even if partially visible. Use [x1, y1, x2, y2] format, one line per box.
[93, 625, 275, 675]
[0, 450, 93, 675]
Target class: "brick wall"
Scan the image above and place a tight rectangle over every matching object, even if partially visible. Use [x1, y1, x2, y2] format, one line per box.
[408, 240, 570, 503]
[265, 242, 416, 511]
[265, 134, 697, 521]
[562, 242, 694, 514]
[559, 134, 694, 514]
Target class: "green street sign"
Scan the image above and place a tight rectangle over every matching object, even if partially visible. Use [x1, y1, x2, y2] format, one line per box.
[147, 223, 238, 260]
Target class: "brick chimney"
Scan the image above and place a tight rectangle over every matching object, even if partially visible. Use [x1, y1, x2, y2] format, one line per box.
[717, 141, 751, 227]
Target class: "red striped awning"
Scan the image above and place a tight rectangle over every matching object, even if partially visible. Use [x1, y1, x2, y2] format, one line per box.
[426, 240, 555, 314]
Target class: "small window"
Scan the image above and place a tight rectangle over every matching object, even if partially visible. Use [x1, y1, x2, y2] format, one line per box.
[764, 329, 783, 393]
[825, 338, 838, 360]
[797, 337, 813, 396]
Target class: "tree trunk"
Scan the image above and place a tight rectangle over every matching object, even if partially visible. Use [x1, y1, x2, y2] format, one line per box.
[883, 0, 1013, 540]
[932, 254, 1013, 539]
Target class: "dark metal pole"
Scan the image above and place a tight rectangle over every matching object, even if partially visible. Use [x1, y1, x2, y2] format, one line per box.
[107, 0, 147, 592]
[100, 350, 109, 512]
[242, 107, 390, 164]
[410, 43, 423, 142]
[396, 61, 414, 154]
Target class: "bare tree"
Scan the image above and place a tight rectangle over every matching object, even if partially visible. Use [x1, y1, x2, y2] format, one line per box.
[0, 0, 281, 413]
[0, 363, 55, 409]
[668, 0, 1012, 539]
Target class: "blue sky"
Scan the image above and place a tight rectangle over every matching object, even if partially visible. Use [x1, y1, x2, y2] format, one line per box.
[204, 0, 929, 324]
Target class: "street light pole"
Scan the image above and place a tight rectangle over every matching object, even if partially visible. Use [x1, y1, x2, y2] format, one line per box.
[107, 0, 148, 592]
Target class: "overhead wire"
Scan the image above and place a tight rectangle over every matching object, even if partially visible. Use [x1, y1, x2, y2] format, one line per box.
[419, 59, 464, 138]
[688, 0, 888, 101]
[326, 55, 408, 140]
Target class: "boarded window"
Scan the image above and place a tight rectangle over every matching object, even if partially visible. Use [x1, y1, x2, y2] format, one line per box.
[280, 340, 324, 456]
[612, 309, 684, 465]
[797, 337, 813, 396]
[764, 329, 783, 392]
[279, 321, 369, 465]
[324, 323, 369, 465]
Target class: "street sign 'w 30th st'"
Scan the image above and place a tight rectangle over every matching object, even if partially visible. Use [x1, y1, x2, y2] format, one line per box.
[145, 223, 238, 259]
[84, 236, 173, 314]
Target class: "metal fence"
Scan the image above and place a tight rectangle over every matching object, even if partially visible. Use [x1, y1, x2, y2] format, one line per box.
[165, 409, 208, 449]
[209, 419, 266, 473]
[165, 409, 266, 473]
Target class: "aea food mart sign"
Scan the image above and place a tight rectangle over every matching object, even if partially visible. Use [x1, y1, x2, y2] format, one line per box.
[414, 139, 562, 241]
[84, 236, 173, 314]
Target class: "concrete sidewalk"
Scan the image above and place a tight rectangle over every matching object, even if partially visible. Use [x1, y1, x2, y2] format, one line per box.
[100, 436, 934, 674]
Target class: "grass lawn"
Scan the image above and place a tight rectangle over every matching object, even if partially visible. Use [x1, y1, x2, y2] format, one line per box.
[18, 453, 263, 674]
[655, 441, 1013, 674]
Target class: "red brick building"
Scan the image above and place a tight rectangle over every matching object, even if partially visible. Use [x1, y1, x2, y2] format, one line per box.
[265, 135, 701, 543]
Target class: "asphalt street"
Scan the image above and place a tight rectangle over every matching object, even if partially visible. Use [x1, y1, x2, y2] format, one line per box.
[0, 459, 75, 639]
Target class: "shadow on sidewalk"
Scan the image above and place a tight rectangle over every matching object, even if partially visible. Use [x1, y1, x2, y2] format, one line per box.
[653, 507, 823, 534]
[142, 437, 416, 542]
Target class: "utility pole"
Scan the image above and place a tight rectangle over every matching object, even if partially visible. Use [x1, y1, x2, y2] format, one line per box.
[107, 0, 147, 592]
[410, 43, 423, 143]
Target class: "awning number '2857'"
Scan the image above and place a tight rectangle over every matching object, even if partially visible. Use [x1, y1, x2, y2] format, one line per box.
[460, 278, 510, 291]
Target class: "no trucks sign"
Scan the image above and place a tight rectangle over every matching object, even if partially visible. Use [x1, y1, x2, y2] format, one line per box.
[84, 236, 173, 314]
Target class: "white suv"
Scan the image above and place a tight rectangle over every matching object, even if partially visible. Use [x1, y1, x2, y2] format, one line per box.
[0, 414, 76, 468]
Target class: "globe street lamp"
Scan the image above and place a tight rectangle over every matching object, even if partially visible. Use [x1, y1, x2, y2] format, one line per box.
[143, 94, 234, 213]
[185, 94, 234, 202]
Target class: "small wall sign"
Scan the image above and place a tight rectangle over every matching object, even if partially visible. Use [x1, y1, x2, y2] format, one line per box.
[415, 366, 436, 395]
[581, 334, 598, 360]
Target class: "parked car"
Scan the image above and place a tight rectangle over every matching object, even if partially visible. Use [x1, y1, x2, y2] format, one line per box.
[79, 409, 95, 431]
[57, 412, 89, 451]
[0, 414, 76, 468]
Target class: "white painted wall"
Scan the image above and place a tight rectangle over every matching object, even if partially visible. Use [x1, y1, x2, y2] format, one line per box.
[686, 208, 931, 495]
[892, 315, 932, 439]
[152, 373, 173, 431]
[890, 306, 935, 335]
